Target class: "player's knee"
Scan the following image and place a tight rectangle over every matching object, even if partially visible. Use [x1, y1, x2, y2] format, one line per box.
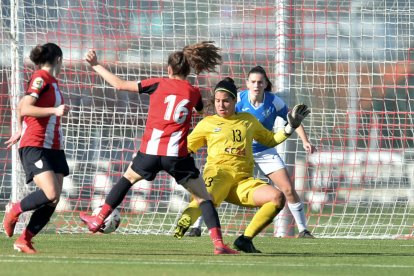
[280, 193, 286, 207]
[280, 185, 294, 199]
[197, 197, 218, 208]
[124, 168, 141, 184]
[48, 200, 59, 207]
[45, 190, 60, 203]
[270, 191, 285, 207]
[199, 194, 213, 202]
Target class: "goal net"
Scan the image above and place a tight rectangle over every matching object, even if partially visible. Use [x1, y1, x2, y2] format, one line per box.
[1, 0, 413, 239]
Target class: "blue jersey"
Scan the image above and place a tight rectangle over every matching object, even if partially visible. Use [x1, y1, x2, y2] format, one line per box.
[236, 89, 288, 153]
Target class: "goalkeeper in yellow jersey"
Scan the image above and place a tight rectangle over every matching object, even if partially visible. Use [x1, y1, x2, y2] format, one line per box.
[174, 77, 310, 253]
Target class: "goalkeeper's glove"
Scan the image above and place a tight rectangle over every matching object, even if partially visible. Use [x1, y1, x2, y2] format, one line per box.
[284, 104, 310, 135]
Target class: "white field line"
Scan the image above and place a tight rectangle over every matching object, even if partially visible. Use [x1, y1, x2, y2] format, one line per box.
[0, 256, 413, 268]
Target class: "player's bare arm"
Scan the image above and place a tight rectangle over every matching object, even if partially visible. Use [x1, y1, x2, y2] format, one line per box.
[5, 98, 23, 148]
[295, 124, 317, 153]
[85, 50, 139, 92]
[20, 95, 70, 118]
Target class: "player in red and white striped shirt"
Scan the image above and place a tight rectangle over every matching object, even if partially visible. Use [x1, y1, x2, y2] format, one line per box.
[19, 69, 66, 149]
[137, 77, 203, 157]
[80, 42, 238, 254]
[3, 43, 70, 254]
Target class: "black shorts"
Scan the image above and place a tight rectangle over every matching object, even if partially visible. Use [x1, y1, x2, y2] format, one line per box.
[19, 147, 70, 184]
[130, 151, 200, 184]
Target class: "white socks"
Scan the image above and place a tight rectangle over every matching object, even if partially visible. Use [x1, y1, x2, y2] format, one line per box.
[193, 216, 204, 228]
[288, 201, 307, 233]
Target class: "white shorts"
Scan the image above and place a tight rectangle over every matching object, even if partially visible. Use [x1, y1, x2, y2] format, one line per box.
[253, 147, 286, 176]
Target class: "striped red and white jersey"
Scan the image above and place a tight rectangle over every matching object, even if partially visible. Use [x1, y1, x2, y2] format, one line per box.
[19, 70, 65, 150]
[137, 77, 203, 157]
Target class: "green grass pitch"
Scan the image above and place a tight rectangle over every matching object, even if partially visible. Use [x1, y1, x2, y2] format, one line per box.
[1, 234, 413, 276]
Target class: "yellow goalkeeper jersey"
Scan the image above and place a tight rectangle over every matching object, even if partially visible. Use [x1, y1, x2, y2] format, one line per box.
[188, 112, 290, 174]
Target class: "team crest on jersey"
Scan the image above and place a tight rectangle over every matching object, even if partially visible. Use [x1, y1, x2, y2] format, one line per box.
[34, 159, 43, 169]
[31, 77, 44, 91]
[262, 108, 272, 119]
[213, 127, 221, 132]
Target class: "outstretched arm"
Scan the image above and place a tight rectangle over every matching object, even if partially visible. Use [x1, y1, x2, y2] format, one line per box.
[284, 104, 310, 135]
[255, 104, 311, 147]
[85, 50, 139, 92]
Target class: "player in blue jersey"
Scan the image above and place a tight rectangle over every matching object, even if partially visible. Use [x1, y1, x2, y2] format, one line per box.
[187, 66, 316, 238]
[235, 66, 315, 238]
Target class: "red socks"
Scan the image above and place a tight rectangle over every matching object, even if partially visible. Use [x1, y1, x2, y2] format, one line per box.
[209, 227, 225, 247]
[12, 202, 23, 217]
[19, 229, 35, 242]
[97, 204, 113, 223]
